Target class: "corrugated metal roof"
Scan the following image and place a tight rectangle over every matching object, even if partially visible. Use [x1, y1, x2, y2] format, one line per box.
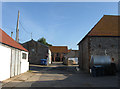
[50, 46, 68, 53]
[0, 28, 28, 52]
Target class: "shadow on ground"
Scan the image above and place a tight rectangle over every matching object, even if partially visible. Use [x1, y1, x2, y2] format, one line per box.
[2, 63, 119, 89]
[29, 64, 118, 88]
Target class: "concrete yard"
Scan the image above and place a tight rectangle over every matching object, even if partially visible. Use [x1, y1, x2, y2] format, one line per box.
[2, 62, 119, 89]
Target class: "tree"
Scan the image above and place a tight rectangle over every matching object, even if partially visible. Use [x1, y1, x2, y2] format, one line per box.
[38, 37, 46, 45]
[46, 42, 52, 46]
[37, 37, 52, 46]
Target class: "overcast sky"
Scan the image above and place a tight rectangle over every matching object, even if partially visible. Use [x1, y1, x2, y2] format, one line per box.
[2, 2, 118, 49]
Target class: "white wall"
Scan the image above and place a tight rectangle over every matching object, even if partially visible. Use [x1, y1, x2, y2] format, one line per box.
[0, 44, 11, 81]
[68, 58, 78, 64]
[21, 51, 29, 74]
[48, 49, 51, 64]
[0, 44, 29, 81]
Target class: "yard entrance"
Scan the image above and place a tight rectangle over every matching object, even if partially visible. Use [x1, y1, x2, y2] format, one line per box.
[29, 63, 118, 87]
[2, 62, 118, 88]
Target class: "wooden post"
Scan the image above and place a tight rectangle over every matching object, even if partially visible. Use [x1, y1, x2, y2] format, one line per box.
[54, 53, 56, 62]
[60, 53, 63, 62]
[16, 10, 20, 42]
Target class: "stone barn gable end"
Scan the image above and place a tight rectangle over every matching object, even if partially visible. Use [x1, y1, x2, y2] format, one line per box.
[77, 15, 120, 72]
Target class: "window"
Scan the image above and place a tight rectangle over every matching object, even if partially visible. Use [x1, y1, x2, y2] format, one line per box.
[22, 53, 27, 59]
[57, 53, 59, 56]
[111, 45, 114, 48]
[98, 44, 101, 48]
[31, 49, 35, 52]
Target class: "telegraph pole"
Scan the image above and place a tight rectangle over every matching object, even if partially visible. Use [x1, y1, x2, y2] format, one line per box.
[16, 10, 20, 42]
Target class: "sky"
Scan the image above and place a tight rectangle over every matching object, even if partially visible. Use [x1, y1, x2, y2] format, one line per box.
[2, 2, 118, 49]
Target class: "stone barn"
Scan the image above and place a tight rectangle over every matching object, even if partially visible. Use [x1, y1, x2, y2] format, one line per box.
[77, 15, 120, 72]
[22, 39, 51, 65]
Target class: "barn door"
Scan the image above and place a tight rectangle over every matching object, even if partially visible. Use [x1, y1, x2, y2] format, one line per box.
[10, 49, 15, 77]
[15, 50, 18, 76]
[17, 50, 21, 75]
[10, 49, 21, 77]
[15, 50, 21, 75]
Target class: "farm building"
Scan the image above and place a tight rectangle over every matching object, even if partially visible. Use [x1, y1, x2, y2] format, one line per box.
[77, 15, 120, 72]
[64, 50, 79, 65]
[22, 39, 52, 65]
[0, 28, 29, 81]
[50, 46, 68, 62]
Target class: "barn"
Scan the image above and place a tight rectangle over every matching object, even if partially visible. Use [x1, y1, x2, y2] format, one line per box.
[50, 46, 68, 62]
[0, 28, 29, 81]
[22, 39, 52, 65]
[64, 50, 79, 65]
[77, 15, 120, 72]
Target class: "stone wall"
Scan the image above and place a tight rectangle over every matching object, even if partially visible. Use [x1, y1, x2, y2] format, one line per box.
[90, 36, 119, 69]
[78, 36, 119, 72]
[22, 40, 48, 64]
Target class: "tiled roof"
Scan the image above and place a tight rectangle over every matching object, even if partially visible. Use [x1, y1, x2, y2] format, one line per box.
[50, 46, 68, 53]
[0, 28, 28, 52]
[88, 15, 119, 36]
[68, 50, 72, 53]
[78, 15, 119, 45]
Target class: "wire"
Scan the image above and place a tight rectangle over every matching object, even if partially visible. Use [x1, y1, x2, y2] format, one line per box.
[19, 20, 31, 34]
[19, 20, 33, 42]
[3, 19, 32, 42]
[2, 26, 15, 32]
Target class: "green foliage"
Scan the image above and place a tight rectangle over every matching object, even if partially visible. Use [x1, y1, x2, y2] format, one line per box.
[37, 37, 52, 46]
[46, 42, 52, 46]
[38, 37, 46, 44]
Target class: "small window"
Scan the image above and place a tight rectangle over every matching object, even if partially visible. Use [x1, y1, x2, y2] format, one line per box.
[98, 44, 101, 48]
[31, 49, 35, 52]
[111, 45, 114, 48]
[22, 53, 27, 59]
